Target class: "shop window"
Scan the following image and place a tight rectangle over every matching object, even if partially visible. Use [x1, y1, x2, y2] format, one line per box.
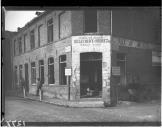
[14, 66, 18, 84]
[84, 10, 97, 33]
[39, 60, 44, 84]
[18, 37, 22, 54]
[47, 18, 53, 43]
[30, 30, 35, 49]
[48, 57, 55, 84]
[38, 24, 43, 47]
[31, 62, 36, 84]
[59, 55, 66, 85]
[24, 34, 27, 52]
[19, 65, 23, 81]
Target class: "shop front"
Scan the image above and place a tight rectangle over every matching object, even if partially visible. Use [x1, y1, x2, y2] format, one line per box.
[71, 35, 111, 103]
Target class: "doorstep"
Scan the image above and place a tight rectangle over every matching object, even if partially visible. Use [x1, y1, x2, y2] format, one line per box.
[24, 94, 104, 108]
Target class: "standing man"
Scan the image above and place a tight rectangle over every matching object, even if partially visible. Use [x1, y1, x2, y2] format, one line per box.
[20, 76, 26, 97]
[36, 78, 43, 96]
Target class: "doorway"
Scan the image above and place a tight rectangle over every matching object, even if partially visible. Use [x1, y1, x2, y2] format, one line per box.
[25, 63, 29, 92]
[80, 52, 102, 98]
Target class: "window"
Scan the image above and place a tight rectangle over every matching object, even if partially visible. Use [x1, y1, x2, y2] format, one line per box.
[14, 66, 18, 84]
[30, 30, 35, 49]
[24, 34, 27, 52]
[84, 10, 97, 33]
[48, 57, 55, 84]
[59, 55, 66, 85]
[38, 24, 43, 47]
[39, 60, 44, 84]
[31, 62, 36, 84]
[18, 37, 22, 54]
[19, 65, 23, 81]
[14, 40, 16, 55]
[47, 19, 53, 43]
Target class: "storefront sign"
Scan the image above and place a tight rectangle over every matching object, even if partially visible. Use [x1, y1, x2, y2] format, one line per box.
[112, 37, 158, 50]
[65, 68, 72, 76]
[112, 66, 120, 76]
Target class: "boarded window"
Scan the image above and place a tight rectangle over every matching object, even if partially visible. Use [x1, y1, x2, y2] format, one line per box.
[31, 62, 36, 84]
[30, 30, 35, 49]
[48, 57, 55, 84]
[59, 11, 71, 39]
[39, 60, 44, 84]
[59, 55, 66, 85]
[47, 19, 53, 43]
[18, 37, 22, 54]
[84, 10, 97, 33]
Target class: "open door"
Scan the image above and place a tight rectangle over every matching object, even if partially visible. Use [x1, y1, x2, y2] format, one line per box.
[80, 52, 102, 98]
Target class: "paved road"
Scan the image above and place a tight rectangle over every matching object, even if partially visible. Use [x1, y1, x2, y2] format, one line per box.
[4, 96, 161, 126]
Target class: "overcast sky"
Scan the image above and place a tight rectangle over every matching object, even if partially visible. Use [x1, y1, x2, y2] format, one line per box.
[5, 11, 44, 32]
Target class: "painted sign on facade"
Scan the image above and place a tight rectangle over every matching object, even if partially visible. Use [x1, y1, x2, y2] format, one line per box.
[72, 35, 111, 100]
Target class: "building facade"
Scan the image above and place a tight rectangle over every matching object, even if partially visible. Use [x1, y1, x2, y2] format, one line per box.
[11, 8, 161, 105]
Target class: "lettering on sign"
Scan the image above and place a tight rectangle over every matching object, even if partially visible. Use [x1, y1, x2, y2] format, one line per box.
[112, 66, 120, 76]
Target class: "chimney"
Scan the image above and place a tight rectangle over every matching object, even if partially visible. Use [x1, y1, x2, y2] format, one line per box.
[17, 27, 21, 31]
[35, 11, 42, 16]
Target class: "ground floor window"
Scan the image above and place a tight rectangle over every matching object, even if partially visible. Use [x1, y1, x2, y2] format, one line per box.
[14, 66, 18, 84]
[59, 55, 66, 85]
[39, 60, 44, 84]
[31, 62, 36, 84]
[19, 65, 23, 81]
[48, 57, 55, 84]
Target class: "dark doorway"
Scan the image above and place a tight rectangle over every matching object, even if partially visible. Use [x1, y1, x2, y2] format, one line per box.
[80, 52, 102, 98]
[25, 63, 29, 92]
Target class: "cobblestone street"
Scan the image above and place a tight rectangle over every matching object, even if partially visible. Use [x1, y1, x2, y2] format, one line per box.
[4, 96, 161, 126]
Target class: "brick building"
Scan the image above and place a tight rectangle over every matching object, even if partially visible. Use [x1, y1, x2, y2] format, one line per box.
[11, 8, 161, 105]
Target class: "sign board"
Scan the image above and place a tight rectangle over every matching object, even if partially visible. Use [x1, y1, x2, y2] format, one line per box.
[112, 66, 120, 76]
[65, 68, 71, 76]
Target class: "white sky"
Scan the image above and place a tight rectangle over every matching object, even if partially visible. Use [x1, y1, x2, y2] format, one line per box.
[5, 11, 44, 32]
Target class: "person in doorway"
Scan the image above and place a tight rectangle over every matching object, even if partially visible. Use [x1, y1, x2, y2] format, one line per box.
[36, 78, 43, 96]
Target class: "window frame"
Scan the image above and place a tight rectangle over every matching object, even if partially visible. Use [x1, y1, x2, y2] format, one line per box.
[18, 37, 22, 54]
[39, 59, 45, 84]
[47, 18, 53, 43]
[48, 57, 55, 85]
[38, 24, 43, 47]
[24, 34, 27, 52]
[30, 30, 35, 50]
[31, 62, 36, 85]
[59, 55, 67, 85]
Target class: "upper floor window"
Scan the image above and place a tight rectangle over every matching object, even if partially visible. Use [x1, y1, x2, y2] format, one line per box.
[38, 24, 43, 47]
[18, 37, 22, 54]
[24, 34, 27, 52]
[30, 30, 35, 49]
[47, 18, 53, 43]
[84, 10, 97, 33]
[14, 40, 16, 56]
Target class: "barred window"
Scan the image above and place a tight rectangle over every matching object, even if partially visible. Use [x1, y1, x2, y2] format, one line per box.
[48, 57, 55, 84]
[31, 62, 36, 84]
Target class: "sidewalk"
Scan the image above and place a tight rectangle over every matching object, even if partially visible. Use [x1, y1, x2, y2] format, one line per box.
[23, 94, 105, 108]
